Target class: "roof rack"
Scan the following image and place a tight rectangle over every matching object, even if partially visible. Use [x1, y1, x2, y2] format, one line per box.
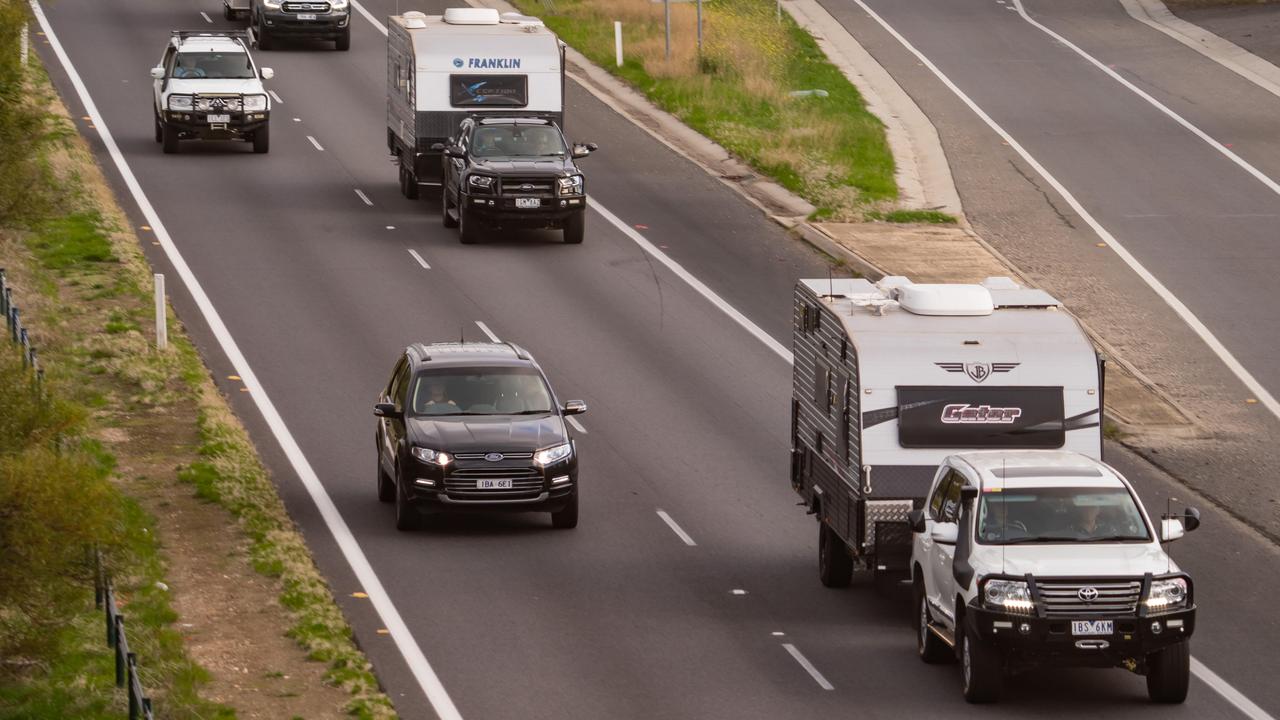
[171, 29, 251, 40]
[408, 343, 432, 362]
[504, 342, 532, 361]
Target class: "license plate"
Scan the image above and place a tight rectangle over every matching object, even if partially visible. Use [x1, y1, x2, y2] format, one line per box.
[515, 197, 541, 209]
[1072, 620, 1114, 636]
[476, 479, 513, 490]
[207, 114, 230, 123]
[297, 12, 317, 19]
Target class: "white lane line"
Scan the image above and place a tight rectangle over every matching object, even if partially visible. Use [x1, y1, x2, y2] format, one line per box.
[28, 4, 464, 719]
[1192, 658, 1277, 720]
[200, 10, 212, 22]
[655, 509, 696, 546]
[848, 1, 1280, 707]
[565, 416, 587, 434]
[354, 188, 373, 206]
[475, 321, 501, 342]
[350, 1, 792, 366]
[782, 643, 834, 691]
[853, 0, 1280, 425]
[306, 135, 324, 151]
[268, 89, 283, 104]
[407, 249, 430, 270]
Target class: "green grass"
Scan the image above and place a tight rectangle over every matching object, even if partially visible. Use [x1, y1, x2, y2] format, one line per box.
[865, 209, 958, 224]
[28, 212, 118, 269]
[517, 0, 903, 220]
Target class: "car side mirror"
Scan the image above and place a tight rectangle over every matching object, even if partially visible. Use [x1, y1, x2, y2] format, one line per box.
[444, 145, 465, 158]
[930, 522, 959, 545]
[373, 402, 401, 419]
[563, 400, 587, 416]
[907, 509, 925, 534]
[1182, 507, 1201, 533]
[571, 143, 595, 158]
[150, 66, 166, 80]
[260, 67, 275, 80]
[1159, 518, 1185, 543]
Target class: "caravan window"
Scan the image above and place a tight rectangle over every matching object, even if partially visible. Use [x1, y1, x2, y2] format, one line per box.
[450, 74, 528, 107]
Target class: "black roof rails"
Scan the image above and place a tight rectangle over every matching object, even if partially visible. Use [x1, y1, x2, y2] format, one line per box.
[171, 29, 251, 40]
[408, 343, 432, 362]
[505, 342, 531, 361]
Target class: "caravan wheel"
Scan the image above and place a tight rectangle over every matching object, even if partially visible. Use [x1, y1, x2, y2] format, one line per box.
[818, 520, 853, 588]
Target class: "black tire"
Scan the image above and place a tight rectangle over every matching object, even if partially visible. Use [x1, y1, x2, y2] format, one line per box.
[551, 489, 578, 529]
[256, 18, 273, 50]
[377, 458, 394, 503]
[154, 110, 163, 143]
[400, 165, 418, 199]
[223, 4, 234, 20]
[335, 27, 351, 51]
[818, 520, 853, 588]
[563, 211, 584, 244]
[961, 621, 1002, 704]
[393, 467, 420, 531]
[252, 124, 269, 154]
[161, 123, 179, 154]
[1146, 641, 1190, 704]
[916, 580, 953, 664]
[458, 204, 480, 244]
[441, 185, 458, 228]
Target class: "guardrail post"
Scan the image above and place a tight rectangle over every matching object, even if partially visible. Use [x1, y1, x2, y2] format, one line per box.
[127, 652, 139, 718]
[142, 697, 153, 720]
[20, 328, 29, 368]
[0, 268, 7, 317]
[114, 616, 126, 687]
[8, 305, 16, 342]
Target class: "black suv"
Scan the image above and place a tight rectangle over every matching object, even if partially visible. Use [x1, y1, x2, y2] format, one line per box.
[436, 117, 596, 244]
[374, 342, 586, 530]
[251, 0, 351, 51]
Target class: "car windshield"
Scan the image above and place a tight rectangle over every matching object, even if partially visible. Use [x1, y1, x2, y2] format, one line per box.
[172, 52, 255, 79]
[410, 368, 554, 416]
[471, 126, 566, 158]
[976, 487, 1150, 544]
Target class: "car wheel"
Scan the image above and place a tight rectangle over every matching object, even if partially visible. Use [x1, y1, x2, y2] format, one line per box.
[1146, 641, 1190, 703]
[961, 622, 1002, 703]
[377, 457, 394, 503]
[442, 185, 458, 228]
[256, 16, 273, 50]
[818, 520, 852, 588]
[393, 466, 420, 531]
[458, 204, 480, 244]
[252, 124, 270, 154]
[162, 123, 179, 154]
[563, 211, 584, 244]
[550, 489, 578, 529]
[916, 580, 954, 664]
[335, 27, 351, 51]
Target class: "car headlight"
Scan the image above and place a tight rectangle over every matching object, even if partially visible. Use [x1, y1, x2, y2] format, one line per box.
[262, 0, 282, 7]
[1146, 578, 1188, 613]
[468, 174, 495, 191]
[983, 578, 1035, 614]
[330, 0, 348, 7]
[534, 442, 572, 467]
[243, 94, 268, 112]
[168, 94, 193, 111]
[410, 447, 453, 467]
[557, 175, 584, 196]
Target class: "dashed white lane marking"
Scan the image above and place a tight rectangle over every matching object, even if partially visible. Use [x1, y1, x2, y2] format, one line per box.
[565, 416, 587, 434]
[354, 189, 373, 206]
[26, 4, 464, 720]
[846, 1, 1280, 706]
[731, 589, 748, 595]
[407, 249, 430, 270]
[306, 135, 324, 151]
[268, 90, 283, 104]
[656, 510, 697, 546]
[1191, 658, 1277, 720]
[782, 643, 834, 691]
[475, 321, 501, 342]
[200, 11, 212, 22]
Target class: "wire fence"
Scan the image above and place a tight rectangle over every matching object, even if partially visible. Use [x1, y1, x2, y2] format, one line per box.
[2, 267, 156, 718]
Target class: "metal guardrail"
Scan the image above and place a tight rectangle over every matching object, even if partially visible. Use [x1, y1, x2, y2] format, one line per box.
[94, 552, 156, 720]
[0, 267, 44, 387]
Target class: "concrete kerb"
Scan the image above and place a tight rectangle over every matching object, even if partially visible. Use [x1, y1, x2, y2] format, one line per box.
[1119, 0, 1280, 101]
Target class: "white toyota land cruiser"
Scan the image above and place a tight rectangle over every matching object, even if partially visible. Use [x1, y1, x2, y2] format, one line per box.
[909, 450, 1199, 704]
[151, 31, 274, 154]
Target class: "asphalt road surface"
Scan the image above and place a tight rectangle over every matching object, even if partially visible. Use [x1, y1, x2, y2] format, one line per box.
[32, 0, 1280, 717]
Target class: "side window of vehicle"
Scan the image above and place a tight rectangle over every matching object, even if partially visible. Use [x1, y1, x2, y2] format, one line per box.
[940, 471, 965, 524]
[928, 471, 953, 521]
[162, 47, 177, 75]
[386, 356, 408, 408]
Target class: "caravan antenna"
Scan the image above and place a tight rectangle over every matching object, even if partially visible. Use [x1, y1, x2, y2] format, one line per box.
[460, 324, 465, 344]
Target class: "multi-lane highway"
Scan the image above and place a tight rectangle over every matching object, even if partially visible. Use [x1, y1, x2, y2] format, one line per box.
[32, 0, 1280, 717]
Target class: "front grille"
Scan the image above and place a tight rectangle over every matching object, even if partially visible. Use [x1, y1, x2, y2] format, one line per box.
[195, 96, 243, 112]
[453, 452, 534, 461]
[445, 465, 543, 498]
[282, 1, 330, 11]
[499, 177, 556, 198]
[1037, 580, 1142, 617]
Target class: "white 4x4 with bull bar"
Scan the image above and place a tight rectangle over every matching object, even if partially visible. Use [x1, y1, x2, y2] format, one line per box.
[151, 31, 274, 154]
[909, 450, 1199, 704]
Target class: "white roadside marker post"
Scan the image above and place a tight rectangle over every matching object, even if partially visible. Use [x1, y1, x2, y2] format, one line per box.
[20, 24, 28, 68]
[154, 273, 167, 351]
[615, 21, 623, 68]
